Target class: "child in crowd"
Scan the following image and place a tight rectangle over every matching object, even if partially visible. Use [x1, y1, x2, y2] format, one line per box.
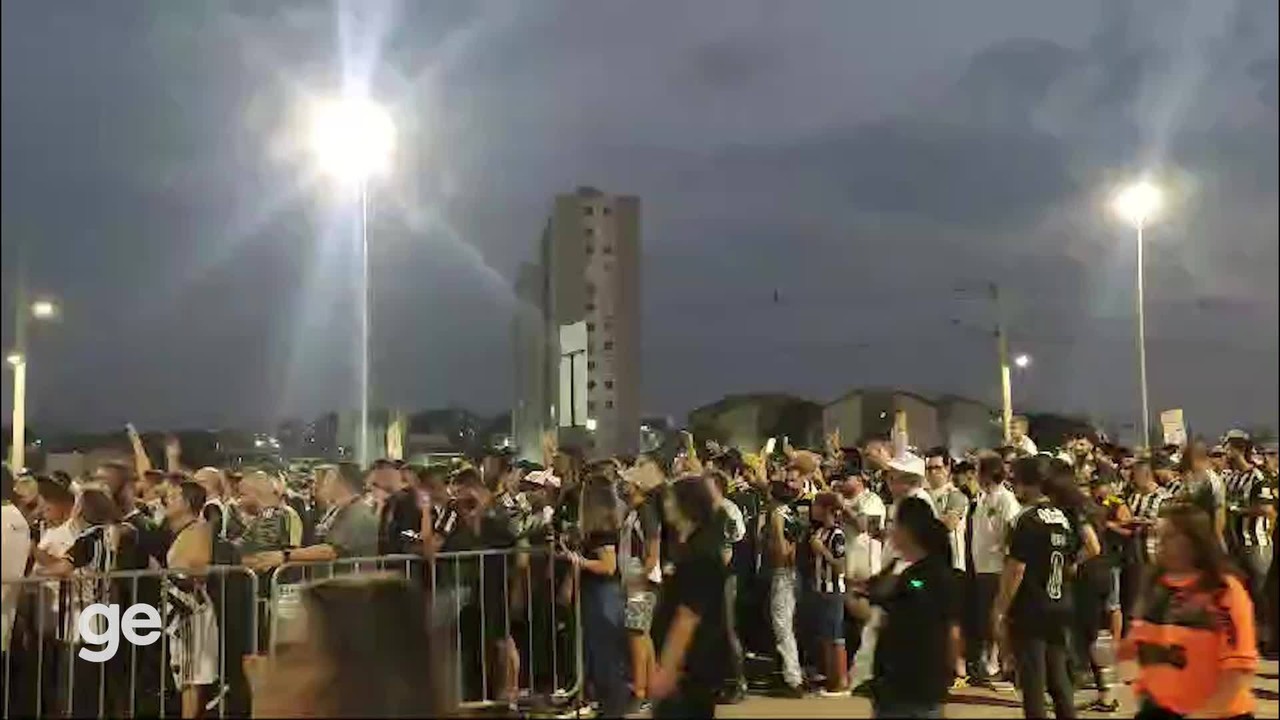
[808, 492, 848, 695]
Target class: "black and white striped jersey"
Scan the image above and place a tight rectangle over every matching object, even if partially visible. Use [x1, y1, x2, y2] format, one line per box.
[810, 525, 846, 594]
[1225, 468, 1274, 549]
[1126, 488, 1167, 564]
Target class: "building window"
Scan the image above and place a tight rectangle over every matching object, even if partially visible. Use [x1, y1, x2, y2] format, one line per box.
[602, 206, 611, 216]
[583, 206, 594, 216]
[587, 380, 597, 390]
[605, 401, 614, 409]
[585, 282, 595, 296]
[587, 401, 597, 411]
[604, 380, 614, 389]
[602, 245, 613, 255]
[603, 341, 614, 351]
[586, 322, 595, 332]
[585, 244, 594, 255]
[585, 302, 595, 312]
[587, 361, 596, 370]
[584, 227, 594, 237]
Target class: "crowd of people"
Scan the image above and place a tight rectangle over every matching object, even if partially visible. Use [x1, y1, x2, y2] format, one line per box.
[0, 418, 1276, 719]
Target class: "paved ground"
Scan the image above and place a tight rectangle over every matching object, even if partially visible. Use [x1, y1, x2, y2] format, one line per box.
[712, 659, 1278, 719]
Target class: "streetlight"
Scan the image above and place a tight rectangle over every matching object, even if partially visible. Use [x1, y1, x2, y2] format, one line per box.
[7, 297, 60, 470]
[1014, 353, 1032, 369]
[307, 96, 395, 468]
[1112, 179, 1162, 449]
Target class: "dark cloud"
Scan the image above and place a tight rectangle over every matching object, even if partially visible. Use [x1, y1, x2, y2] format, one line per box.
[1, 0, 1275, 440]
[682, 36, 782, 91]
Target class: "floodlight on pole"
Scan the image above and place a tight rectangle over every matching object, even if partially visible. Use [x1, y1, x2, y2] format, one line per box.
[1014, 353, 1031, 369]
[307, 97, 395, 183]
[8, 291, 59, 470]
[305, 95, 395, 469]
[1111, 178, 1163, 449]
[1112, 181, 1162, 229]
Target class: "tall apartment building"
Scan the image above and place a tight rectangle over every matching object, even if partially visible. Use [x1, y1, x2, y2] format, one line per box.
[513, 187, 640, 459]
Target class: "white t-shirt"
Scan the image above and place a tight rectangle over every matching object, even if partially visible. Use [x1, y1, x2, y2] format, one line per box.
[906, 486, 939, 516]
[844, 532, 883, 583]
[846, 490, 887, 531]
[1013, 435, 1038, 456]
[970, 484, 1021, 575]
[1, 504, 31, 652]
[36, 520, 78, 640]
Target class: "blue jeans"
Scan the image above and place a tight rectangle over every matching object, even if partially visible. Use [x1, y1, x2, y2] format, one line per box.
[873, 700, 942, 718]
[582, 580, 629, 717]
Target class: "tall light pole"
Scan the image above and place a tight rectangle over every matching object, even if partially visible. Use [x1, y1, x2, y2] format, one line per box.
[307, 96, 394, 468]
[7, 286, 60, 471]
[1112, 180, 1162, 450]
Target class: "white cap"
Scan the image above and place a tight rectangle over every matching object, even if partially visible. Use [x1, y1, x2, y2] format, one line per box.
[887, 452, 925, 477]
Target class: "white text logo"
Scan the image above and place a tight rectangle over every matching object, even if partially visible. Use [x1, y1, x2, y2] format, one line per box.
[77, 603, 162, 662]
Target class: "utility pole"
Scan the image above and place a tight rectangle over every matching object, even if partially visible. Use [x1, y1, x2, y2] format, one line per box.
[9, 280, 29, 471]
[992, 282, 1013, 445]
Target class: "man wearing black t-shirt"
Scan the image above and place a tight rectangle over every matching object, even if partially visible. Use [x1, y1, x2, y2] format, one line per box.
[993, 455, 1080, 720]
[370, 460, 422, 556]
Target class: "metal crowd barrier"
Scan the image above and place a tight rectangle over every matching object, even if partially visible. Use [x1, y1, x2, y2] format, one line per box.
[1, 565, 259, 719]
[264, 546, 585, 712]
[2, 547, 585, 717]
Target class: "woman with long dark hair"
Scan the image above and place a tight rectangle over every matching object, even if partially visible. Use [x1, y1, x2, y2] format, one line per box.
[1045, 460, 1116, 712]
[561, 476, 629, 717]
[1120, 503, 1258, 719]
[862, 496, 958, 718]
[650, 476, 729, 718]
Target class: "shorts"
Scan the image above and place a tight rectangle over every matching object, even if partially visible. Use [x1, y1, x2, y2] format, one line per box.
[1106, 566, 1122, 613]
[814, 591, 845, 645]
[625, 589, 657, 632]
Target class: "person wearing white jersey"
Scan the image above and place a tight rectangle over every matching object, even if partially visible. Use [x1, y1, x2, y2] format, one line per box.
[967, 452, 1021, 685]
[1, 466, 32, 662]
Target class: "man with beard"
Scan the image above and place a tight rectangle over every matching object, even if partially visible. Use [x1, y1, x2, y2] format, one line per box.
[762, 467, 806, 698]
[245, 463, 377, 570]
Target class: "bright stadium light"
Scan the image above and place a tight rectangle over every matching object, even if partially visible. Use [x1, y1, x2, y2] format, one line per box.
[1111, 177, 1164, 449]
[1112, 180, 1162, 229]
[307, 97, 395, 183]
[1014, 353, 1032, 369]
[5, 352, 23, 367]
[31, 299, 59, 320]
[304, 95, 395, 468]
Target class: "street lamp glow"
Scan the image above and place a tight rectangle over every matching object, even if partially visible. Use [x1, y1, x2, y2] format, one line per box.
[1014, 353, 1031, 369]
[1113, 180, 1162, 228]
[30, 299, 58, 320]
[6, 352, 23, 367]
[307, 97, 395, 182]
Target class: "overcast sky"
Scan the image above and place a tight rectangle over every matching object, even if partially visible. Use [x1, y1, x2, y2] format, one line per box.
[2, 0, 1277, 439]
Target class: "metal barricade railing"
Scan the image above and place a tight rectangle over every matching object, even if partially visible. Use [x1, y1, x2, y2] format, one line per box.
[262, 546, 585, 712]
[2, 565, 259, 720]
[3, 548, 586, 717]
